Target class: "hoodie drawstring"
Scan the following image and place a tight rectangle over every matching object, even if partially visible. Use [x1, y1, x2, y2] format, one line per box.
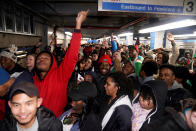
[148, 118, 151, 124]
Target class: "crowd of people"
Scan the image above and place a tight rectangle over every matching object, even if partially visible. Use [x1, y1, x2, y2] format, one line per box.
[0, 10, 196, 131]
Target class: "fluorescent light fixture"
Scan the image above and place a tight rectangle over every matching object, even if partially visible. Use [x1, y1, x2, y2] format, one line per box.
[82, 38, 90, 40]
[139, 19, 196, 33]
[17, 54, 26, 58]
[48, 31, 53, 35]
[65, 32, 72, 36]
[118, 32, 133, 37]
[97, 38, 103, 41]
[139, 37, 147, 41]
[16, 51, 24, 53]
[174, 33, 196, 38]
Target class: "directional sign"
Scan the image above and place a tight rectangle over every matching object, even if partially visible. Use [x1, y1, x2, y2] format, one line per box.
[98, 0, 196, 15]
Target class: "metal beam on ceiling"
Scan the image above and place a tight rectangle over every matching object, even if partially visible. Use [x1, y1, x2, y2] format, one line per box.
[14, 0, 153, 37]
[42, 0, 59, 15]
[63, 17, 148, 29]
[13, 0, 49, 21]
[22, 0, 98, 3]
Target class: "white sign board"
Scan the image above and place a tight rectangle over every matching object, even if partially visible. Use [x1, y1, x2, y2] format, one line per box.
[98, 0, 196, 15]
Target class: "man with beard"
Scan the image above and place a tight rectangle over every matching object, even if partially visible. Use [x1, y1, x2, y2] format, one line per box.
[95, 54, 112, 107]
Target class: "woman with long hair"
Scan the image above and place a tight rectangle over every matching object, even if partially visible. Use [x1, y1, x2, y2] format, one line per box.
[99, 71, 133, 131]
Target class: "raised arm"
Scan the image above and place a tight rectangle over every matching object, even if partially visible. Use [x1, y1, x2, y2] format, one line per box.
[75, 9, 89, 29]
[58, 10, 89, 81]
[111, 33, 118, 53]
[0, 78, 15, 97]
[167, 33, 179, 65]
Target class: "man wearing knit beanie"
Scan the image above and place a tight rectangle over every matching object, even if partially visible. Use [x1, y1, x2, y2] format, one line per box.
[98, 54, 112, 76]
[0, 50, 24, 75]
[96, 54, 112, 106]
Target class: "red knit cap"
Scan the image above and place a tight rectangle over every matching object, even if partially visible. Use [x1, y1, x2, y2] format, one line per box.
[98, 54, 112, 65]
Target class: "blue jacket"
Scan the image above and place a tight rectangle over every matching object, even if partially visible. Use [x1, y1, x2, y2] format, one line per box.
[111, 41, 117, 52]
[59, 109, 79, 131]
[0, 67, 10, 85]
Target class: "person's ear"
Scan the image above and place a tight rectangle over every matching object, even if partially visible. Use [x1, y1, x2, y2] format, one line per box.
[116, 85, 120, 90]
[8, 101, 12, 108]
[37, 98, 43, 108]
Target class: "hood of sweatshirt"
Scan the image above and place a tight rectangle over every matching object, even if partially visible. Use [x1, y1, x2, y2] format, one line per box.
[133, 80, 168, 123]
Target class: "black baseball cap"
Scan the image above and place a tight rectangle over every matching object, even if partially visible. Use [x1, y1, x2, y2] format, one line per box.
[9, 81, 39, 100]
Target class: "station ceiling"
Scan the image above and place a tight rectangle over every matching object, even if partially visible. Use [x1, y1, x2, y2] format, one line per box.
[14, 0, 196, 38]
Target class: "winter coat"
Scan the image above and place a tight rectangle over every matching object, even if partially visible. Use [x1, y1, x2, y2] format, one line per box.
[140, 107, 191, 131]
[132, 80, 190, 131]
[167, 81, 193, 111]
[96, 72, 108, 98]
[132, 80, 168, 131]
[189, 73, 196, 97]
[0, 106, 63, 131]
[111, 40, 117, 53]
[0, 67, 10, 120]
[169, 42, 179, 65]
[59, 109, 80, 131]
[101, 95, 132, 131]
[59, 108, 100, 131]
[95, 72, 110, 111]
[80, 109, 100, 131]
[33, 32, 81, 117]
[140, 109, 191, 131]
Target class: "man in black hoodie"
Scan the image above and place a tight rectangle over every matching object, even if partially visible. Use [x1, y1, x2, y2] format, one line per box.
[0, 81, 62, 131]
